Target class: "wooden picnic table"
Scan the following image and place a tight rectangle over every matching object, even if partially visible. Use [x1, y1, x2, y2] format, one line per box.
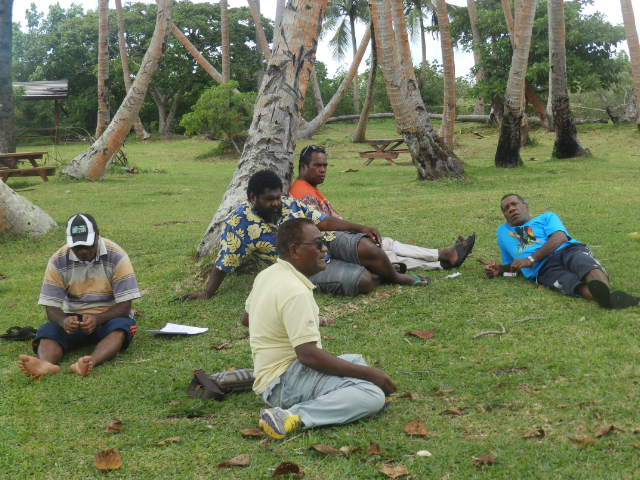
[358, 138, 409, 166]
[0, 151, 56, 182]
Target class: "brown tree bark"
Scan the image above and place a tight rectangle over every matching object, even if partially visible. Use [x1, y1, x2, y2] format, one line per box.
[151, 85, 184, 137]
[371, 0, 463, 180]
[197, 0, 329, 257]
[621, 0, 640, 127]
[467, 0, 486, 115]
[435, 0, 456, 149]
[62, 0, 173, 180]
[0, 180, 57, 235]
[0, 0, 15, 153]
[353, 23, 377, 142]
[95, 0, 110, 138]
[221, 0, 230, 83]
[114, 0, 150, 140]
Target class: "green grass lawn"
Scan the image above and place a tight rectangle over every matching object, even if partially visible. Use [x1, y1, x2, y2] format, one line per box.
[2, 120, 640, 479]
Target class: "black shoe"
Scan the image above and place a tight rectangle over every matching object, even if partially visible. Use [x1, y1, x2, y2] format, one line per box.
[587, 280, 611, 309]
[609, 290, 640, 310]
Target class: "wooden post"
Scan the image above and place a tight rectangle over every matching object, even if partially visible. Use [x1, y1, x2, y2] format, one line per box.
[54, 99, 61, 145]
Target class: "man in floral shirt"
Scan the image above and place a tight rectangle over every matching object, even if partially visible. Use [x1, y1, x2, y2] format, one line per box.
[183, 170, 429, 299]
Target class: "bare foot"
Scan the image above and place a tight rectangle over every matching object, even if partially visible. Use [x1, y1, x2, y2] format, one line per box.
[18, 354, 61, 379]
[69, 356, 94, 376]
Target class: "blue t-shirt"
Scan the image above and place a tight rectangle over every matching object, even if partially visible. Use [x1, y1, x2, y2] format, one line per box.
[496, 212, 579, 279]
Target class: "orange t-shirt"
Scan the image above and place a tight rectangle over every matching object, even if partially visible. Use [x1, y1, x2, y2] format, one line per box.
[289, 179, 341, 218]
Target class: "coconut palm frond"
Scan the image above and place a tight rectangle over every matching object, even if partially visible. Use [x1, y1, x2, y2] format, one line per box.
[329, 18, 350, 60]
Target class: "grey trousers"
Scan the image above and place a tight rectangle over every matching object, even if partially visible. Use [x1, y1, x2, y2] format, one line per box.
[262, 354, 386, 428]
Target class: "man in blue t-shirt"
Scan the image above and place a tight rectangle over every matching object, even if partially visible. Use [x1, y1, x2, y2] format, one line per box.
[484, 193, 639, 309]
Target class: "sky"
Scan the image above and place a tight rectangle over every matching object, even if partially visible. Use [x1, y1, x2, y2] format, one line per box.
[10, 0, 638, 78]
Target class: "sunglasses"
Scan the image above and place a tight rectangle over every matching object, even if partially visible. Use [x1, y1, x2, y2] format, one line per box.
[300, 145, 326, 158]
[295, 239, 328, 250]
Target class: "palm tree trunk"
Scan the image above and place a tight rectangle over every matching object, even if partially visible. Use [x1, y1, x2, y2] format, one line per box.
[495, 0, 537, 168]
[311, 66, 325, 114]
[372, 0, 463, 180]
[621, 0, 640, 127]
[0, 180, 57, 235]
[298, 28, 371, 138]
[467, 0, 485, 115]
[62, 0, 173, 180]
[544, 0, 554, 130]
[197, 0, 329, 257]
[221, 0, 230, 83]
[435, 0, 456, 149]
[247, 0, 270, 60]
[95, 0, 110, 138]
[350, 14, 361, 114]
[353, 23, 377, 142]
[549, 0, 588, 158]
[115, 0, 150, 140]
[0, 0, 15, 153]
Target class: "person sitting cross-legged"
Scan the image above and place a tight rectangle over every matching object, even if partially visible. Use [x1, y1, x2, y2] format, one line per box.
[484, 193, 639, 309]
[289, 145, 475, 271]
[245, 218, 396, 439]
[18, 213, 141, 379]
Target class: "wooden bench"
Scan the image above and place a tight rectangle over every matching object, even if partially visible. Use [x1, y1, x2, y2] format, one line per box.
[0, 151, 56, 182]
[358, 138, 409, 166]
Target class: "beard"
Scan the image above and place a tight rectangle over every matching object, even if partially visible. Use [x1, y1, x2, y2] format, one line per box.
[254, 204, 282, 224]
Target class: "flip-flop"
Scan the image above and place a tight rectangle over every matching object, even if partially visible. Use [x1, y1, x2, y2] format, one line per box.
[409, 273, 431, 286]
[0, 326, 37, 341]
[609, 290, 640, 309]
[392, 262, 407, 274]
[587, 280, 611, 308]
[442, 233, 476, 270]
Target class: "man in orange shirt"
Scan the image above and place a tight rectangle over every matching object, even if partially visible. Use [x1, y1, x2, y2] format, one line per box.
[290, 145, 475, 271]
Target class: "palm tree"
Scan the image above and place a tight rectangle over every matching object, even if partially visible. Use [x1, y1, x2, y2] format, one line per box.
[0, 0, 15, 153]
[494, 0, 538, 168]
[324, 0, 370, 114]
[63, 0, 174, 180]
[247, 0, 271, 60]
[620, 0, 640, 127]
[95, 0, 110, 138]
[371, 0, 463, 180]
[114, 0, 150, 139]
[221, 0, 230, 82]
[467, 0, 486, 114]
[434, 0, 456, 148]
[198, 0, 329, 256]
[404, 0, 434, 87]
[353, 22, 377, 142]
[548, 0, 588, 158]
[0, 180, 57, 235]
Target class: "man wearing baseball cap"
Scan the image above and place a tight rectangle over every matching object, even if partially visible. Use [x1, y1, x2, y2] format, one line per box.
[18, 213, 142, 379]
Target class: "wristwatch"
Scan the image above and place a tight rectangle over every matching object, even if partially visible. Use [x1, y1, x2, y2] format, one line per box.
[527, 255, 535, 265]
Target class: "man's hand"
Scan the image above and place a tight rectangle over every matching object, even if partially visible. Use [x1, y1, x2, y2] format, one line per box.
[62, 316, 81, 335]
[484, 261, 502, 278]
[181, 291, 211, 301]
[80, 314, 98, 335]
[510, 257, 534, 271]
[358, 226, 382, 246]
[365, 368, 397, 395]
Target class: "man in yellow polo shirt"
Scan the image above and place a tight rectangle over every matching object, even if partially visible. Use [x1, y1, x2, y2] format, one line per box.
[245, 218, 396, 439]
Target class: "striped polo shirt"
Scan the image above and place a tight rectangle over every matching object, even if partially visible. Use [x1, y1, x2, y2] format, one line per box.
[38, 237, 141, 315]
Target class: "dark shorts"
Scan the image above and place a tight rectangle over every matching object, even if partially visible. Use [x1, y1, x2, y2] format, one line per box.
[32, 316, 137, 354]
[536, 243, 606, 296]
[310, 231, 368, 296]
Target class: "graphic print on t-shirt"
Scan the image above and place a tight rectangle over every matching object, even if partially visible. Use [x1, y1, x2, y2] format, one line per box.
[509, 225, 539, 252]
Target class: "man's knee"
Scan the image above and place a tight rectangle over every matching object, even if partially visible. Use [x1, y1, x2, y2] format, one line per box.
[357, 237, 384, 261]
[357, 271, 379, 294]
[358, 382, 386, 414]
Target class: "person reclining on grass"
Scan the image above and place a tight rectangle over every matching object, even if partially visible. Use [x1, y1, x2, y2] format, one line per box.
[484, 193, 639, 309]
[246, 218, 396, 439]
[183, 169, 431, 299]
[289, 145, 475, 271]
[18, 214, 141, 379]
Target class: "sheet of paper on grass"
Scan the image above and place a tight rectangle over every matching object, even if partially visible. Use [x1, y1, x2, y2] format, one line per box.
[147, 323, 208, 335]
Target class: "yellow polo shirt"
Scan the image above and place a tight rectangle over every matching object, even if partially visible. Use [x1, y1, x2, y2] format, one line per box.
[246, 258, 322, 394]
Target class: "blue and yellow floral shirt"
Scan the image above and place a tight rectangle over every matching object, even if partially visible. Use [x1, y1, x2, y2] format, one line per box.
[213, 196, 330, 273]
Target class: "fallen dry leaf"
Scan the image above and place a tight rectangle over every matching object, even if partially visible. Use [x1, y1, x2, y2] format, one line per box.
[633, 427, 640, 434]
[341, 168, 359, 173]
[213, 342, 231, 350]
[595, 425, 624, 437]
[405, 329, 435, 339]
[522, 427, 545, 439]
[322, 336, 336, 341]
[400, 391, 419, 401]
[378, 464, 410, 479]
[310, 444, 341, 455]
[472, 455, 497, 467]
[218, 454, 250, 467]
[404, 418, 429, 437]
[442, 407, 465, 416]
[367, 441, 385, 455]
[570, 436, 597, 447]
[433, 387, 455, 395]
[339, 446, 361, 456]
[239, 428, 264, 438]
[319, 319, 336, 326]
[94, 448, 123, 470]
[272, 461, 304, 478]
[0, 273, 7, 279]
[105, 418, 123, 433]
[156, 436, 181, 446]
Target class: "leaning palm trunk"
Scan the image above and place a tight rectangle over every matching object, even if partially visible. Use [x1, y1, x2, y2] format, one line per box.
[621, 0, 640, 127]
[0, 180, 57, 235]
[197, 0, 328, 257]
[544, 0, 554, 130]
[495, 0, 537, 168]
[311, 66, 324, 114]
[371, 0, 463, 180]
[349, 15, 361, 114]
[298, 28, 370, 139]
[435, 0, 456, 149]
[115, 0, 150, 140]
[467, 0, 485, 115]
[62, 0, 173, 180]
[0, 0, 15, 153]
[95, 0, 110, 138]
[549, 0, 588, 158]
[221, 0, 230, 82]
[247, 0, 271, 60]
[353, 23, 377, 142]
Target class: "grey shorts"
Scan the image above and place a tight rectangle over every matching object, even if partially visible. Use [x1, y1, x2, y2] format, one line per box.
[309, 231, 367, 296]
[536, 243, 606, 296]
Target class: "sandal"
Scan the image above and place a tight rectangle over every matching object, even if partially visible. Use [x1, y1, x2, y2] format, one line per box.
[392, 262, 407, 274]
[0, 326, 37, 341]
[441, 233, 476, 270]
[609, 290, 640, 309]
[409, 273, 431, 286]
